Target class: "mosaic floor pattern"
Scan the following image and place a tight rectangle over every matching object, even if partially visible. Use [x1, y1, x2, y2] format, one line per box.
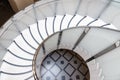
[41, 49, 90, 80]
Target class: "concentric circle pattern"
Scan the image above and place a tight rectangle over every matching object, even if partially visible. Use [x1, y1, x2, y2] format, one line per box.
[0, 0, 120, 80]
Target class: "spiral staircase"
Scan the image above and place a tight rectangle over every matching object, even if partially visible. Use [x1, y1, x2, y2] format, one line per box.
[0, 0, 120, 80]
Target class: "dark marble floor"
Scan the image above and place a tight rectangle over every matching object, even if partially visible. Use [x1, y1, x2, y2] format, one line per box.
[0, 0, 15, 27]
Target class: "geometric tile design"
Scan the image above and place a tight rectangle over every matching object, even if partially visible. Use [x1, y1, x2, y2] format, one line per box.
[56, 57, 68, 69]
[63, 51, 73, 61]
[50, 65, 61, 76]
[78, 63, 89, 76]
[50, 52, 61, 61]
[42, 71, 55, 80]
[42, 57, 55, 70]
[64, 64, 75, 76]
[56, 71, 70, 80]
[41, 49, 90, 80]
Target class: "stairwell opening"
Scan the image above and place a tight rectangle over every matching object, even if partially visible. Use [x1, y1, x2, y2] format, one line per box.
[40, 49, 90, 80]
